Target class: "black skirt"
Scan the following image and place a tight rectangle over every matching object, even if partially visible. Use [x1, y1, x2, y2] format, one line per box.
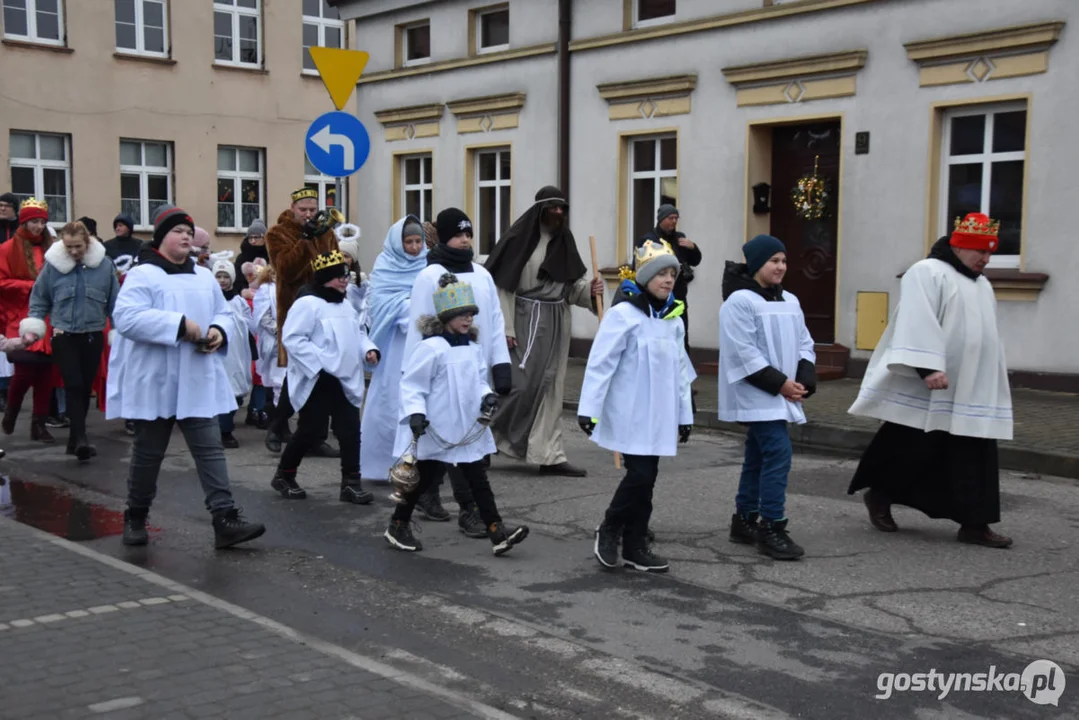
[848, 422, 1001, 526]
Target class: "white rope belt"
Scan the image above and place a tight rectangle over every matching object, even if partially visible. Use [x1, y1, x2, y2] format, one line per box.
[516, 296, 564, 370]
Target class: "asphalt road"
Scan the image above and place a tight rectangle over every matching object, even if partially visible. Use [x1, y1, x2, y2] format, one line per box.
[3, 412, 1076, 719]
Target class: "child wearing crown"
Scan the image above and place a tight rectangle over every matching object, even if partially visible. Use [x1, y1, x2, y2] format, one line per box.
[578, 240, 695, 573]
[385, 273, 530, 556]
[271, 250, 380, 504]
[848, 213, 1013, 549]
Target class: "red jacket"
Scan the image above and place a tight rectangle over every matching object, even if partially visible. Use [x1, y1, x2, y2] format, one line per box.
[0, 231, 50, 354]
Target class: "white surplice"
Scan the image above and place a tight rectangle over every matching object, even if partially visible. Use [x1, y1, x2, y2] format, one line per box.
[577, 302, 695, 457]
[280, 293, 378, 412]
[404, 263, 510, 377]
[107, 264, 237, 420]
[221, 294, 253, 398]
[359, 298, 409, 480]
[849, 258, 1013, 440]
[718, 289, 816, 424]
[252, 282, 285, 391]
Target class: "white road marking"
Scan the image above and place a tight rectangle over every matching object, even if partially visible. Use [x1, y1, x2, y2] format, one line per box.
[88, 697, 144, 713]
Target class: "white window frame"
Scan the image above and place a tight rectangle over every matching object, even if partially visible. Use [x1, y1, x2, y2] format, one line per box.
[628, 134, 677, 263]
[475, 6, 509, 55]
[2, 0, 64, 46]
[633, 0, 676, 29]
[8, 131, 71, 226]
[474, 147, 511, 257]
[401, 153, 433, 223]
[213, 0, 261, 68]
[302, 0, 344, 75]
[402, 20, 430, 67]
[939, 102, 1026, 269]
[217, 146, 264, 232]
[120, 140, 173, 230]
[115, 0, 169, 58]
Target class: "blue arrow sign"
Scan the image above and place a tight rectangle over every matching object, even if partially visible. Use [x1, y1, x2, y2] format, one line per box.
[305, 111, 370, 178]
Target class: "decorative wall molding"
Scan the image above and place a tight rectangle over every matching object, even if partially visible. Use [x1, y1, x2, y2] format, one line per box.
[374, 103, 444, 142]
[596, 75, 696, 121]
[358, 43, 555, 85]
[447, 93, 525, 134]
[904, 21, 1064, 87]
[722, 50, 866, 107]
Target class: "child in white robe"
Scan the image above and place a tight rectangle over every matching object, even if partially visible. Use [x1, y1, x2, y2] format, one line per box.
[719, 234, 816, 561]
[385, 273, 529, 556]
[578, 240, 694, 574]
[271, 250, 380, 504]
[252, 269, 286, 413]
[212, 260, 253, 449]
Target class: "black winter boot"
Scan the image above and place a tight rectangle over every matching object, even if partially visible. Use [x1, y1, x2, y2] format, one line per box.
[416, 487, 450, 521]
[122, 507, 149, 546]
[457, 504, 487, 538]
[30, 415, 55, 444]
[622, 542, 669, 573]
[212, 507, 265, 549]
[729, 511, 760, 545]
[489, 522, 529, 556]
[340, 473, 373, 505]
[756, 518, 805, 560]
[593, 523, 620, 568]
[270, 469, 307, 499]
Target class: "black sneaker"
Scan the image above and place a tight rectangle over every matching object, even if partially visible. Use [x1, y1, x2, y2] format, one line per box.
[221, 432, 239, 449]
[46, 415, 70, 429]
[458, 506, 487, 538]
[622, 544, 669, 573]
[729, 511, 760, 545]
[270, 470, 307, 499]
[756, 518, 805, 560]
[489, 522, 529, 556]
[385, 520, 422, 552]
[594, 524, 619, 568]
[212, 508, 265, 549]
[340, 483, 373, 505]
[416, 489, 451, 522]
[122, 508, 149, 546]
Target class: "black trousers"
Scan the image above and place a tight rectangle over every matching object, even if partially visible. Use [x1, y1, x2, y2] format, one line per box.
[279, 373, 359, 477]
[602, 454, 660, 547]
[397, 459, 500, 525]
[52, 331, 104, 447]
[271, 377, 330, 444]
[426, 464, 476, 507]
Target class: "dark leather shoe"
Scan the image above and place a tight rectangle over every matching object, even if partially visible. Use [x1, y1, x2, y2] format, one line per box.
[958, 526, 1013, 548]
[539, 462, 587, 477]
[311, 441, 340, 458]
[265, 431, 282, 453]
[863, 489, 898, 532]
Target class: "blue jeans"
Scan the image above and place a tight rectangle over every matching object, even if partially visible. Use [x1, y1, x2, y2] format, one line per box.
[735, 421, 792, 521]
[249, 385, 266, 412]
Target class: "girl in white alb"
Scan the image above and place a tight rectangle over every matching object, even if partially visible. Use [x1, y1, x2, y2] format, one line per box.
[212, 260, 253, 448]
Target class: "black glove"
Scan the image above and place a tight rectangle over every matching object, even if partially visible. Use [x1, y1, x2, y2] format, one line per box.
[679, 425, 692, 444]
[409, 413, 429, 438]
[578, 415, 595, 436]
[491, 363, 512, 396]
[480, 393, 499, 414]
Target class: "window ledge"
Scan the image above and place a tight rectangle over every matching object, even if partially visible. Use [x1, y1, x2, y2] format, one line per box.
[2, 38, 72, 53]
[212, 63, 268, 75]
[114, 51, 176, 66]
[984, 268, 1048, 301]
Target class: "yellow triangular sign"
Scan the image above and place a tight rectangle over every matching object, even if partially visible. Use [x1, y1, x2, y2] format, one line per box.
[310, 47, 369, 110]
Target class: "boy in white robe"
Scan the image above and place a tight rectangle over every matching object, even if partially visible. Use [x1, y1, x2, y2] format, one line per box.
[107, 205, 264, 549]
[386, 273, 529, 556]
[848, 213, 1013, 548]
[212, 260, 253, 449]
[403, 208, 512, 525]
[271, 250, 380, 504]
[719, 234, 816, 561]
[579, 240, 694, 573]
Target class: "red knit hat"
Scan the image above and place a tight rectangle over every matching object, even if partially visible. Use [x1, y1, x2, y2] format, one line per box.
[18, 198, 48, 224]
[950, 213, 1000, 252]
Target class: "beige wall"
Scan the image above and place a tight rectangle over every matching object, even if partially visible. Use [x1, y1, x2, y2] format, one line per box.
[0, 0, 350, 254]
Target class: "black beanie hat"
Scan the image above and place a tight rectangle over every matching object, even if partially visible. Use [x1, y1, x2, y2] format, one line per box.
[311, 250, 350, 286]
[0, 192, 18, 209]
[113, 213, 135, 235]
[151, 205, 194, 247]
[435, 207, 473, 244]
[77, 216, 98, 237]
[743, 234, 787, 276]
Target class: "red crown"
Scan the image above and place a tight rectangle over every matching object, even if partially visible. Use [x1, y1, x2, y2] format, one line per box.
[950, 212, 1000, 252]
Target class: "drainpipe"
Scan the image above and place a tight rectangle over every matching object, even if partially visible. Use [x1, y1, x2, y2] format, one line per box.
[557, 0, 572, 196]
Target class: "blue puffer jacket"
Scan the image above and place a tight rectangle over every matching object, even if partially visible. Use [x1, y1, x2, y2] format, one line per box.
[25, 237, 119, 335]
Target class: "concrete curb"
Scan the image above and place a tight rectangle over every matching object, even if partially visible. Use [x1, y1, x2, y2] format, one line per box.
[563, 400, 1079, 480]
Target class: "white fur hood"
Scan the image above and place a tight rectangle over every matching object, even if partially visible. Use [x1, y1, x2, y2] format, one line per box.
[44, 236, 107, 274]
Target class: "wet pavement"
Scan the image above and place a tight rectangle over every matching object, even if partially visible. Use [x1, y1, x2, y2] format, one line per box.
[0, 408, 1076, 719]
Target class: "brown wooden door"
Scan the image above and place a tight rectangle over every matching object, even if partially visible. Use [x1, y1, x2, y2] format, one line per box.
[769, 122, 840, 343]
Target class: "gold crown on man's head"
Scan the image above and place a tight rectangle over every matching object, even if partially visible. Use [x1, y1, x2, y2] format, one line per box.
[635, 238, 675, 269]
[291, 187, 319, 203]
[311, 249, 348, 273]
[953, 213, 1000, 237]
[20, 198, 48, 212]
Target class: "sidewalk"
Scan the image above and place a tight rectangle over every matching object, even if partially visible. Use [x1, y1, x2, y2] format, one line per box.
[0, 515, 509, 720]
[562, 359, 1079, 479]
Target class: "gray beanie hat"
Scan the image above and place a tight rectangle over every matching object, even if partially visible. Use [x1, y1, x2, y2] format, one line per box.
[656, 204, 679, 223]
[402, 220, 424, 239]
[247, 218, 268, 236]
[635, 239, 681, 288]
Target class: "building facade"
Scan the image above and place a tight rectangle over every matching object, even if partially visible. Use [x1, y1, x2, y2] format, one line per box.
[1, 0, 353, 253]
[354, 0, 1072, 384]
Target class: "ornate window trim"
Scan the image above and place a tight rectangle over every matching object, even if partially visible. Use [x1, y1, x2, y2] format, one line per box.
[596, 74, 696, 121]
[721, 50, 866, 107]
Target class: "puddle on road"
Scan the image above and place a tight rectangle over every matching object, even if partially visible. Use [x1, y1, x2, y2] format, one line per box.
[0, 473, 134, 541]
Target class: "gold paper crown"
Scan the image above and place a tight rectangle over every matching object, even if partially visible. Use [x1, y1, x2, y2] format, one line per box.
[433, 277, 478, 317]
[19, 198, 48, 212]
[953, 213, 1000, 237]
[291, 187, 319, 203]
[310, 249, 348, 273]
[634, 238, 675, 269]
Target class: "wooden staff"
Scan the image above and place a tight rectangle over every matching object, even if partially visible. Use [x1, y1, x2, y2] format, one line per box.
[588, 236, 622, 470]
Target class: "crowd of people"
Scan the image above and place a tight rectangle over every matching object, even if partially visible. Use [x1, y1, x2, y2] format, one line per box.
[0, 185, 1014, 564]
